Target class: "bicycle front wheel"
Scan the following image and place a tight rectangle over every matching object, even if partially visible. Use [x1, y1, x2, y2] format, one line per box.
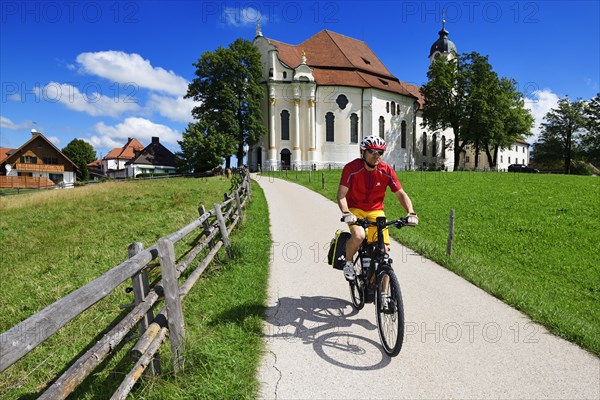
[375, 268, 404, 356]
[349, 258, 365, 310]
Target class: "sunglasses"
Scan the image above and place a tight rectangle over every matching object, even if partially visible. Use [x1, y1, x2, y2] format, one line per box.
[366, 148, 384, 156]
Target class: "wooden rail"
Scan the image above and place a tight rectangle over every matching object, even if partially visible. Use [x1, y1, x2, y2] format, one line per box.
[0, 171, 252, 399]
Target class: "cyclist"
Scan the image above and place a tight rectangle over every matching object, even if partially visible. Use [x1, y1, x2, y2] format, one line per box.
[337, 135, 418, 281]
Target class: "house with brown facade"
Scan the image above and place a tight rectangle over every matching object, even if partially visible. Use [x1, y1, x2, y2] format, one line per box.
[0, 130, 78, 189]
[125, 137, 176, 177]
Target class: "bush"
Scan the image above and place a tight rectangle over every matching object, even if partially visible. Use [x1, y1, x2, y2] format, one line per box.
[570, 160, 593, 175]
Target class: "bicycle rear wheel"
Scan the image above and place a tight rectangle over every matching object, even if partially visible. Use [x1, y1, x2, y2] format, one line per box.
[349, 258, 365, 310]
[375, 268, 404, 356]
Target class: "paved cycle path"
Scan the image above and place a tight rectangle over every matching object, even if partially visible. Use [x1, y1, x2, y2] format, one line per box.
[254, 175, 599, 399]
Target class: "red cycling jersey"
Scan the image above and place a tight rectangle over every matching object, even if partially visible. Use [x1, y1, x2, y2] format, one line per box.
[339, 158, 402, 210]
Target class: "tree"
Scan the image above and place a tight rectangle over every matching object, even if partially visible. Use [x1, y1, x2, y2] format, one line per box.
[482, 77, 534, 168]
[421, 55, 466, 170]
[536, 97, 586, 174]
[186, 38, 266, 168]
[62, 139, 96, 181]
[176, 121, 235, 173]
[421, 52, 533, 170]
[581, 93, 600, 166]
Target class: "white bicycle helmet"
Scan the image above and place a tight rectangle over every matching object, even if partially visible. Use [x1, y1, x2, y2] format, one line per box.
[360, 135, 387, 151]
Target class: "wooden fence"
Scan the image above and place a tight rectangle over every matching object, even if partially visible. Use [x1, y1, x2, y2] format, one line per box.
[0, 171, 252, 399]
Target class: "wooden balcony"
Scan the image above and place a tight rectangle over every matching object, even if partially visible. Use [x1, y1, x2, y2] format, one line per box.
[15, 163, 64, 173]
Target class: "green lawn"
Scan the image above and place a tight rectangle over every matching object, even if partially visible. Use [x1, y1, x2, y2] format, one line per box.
[0, 176, 270, 399]
[265, 169, 600, 355]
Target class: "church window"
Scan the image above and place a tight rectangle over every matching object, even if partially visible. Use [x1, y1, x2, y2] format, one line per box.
[422, 133, 427, 156]
[379, 116, 385, 139]
[269, 68, 273, 78]
[386, 102, 390, 113]
[350, 113, 359, 143]
[336, 94, 348, 110]
[283, 71, 287, 79]
[326, 112, 335, 142]
[401, 121, 407, 148]
[391, 101, 396, 116]
[280, 110, 290, 140]
[379, 79, 389, 86]
[441, 135, 446, 158]
[361, 57, 371, 65]
[397, 104, 401, 115]
[432, 134, 437, 157]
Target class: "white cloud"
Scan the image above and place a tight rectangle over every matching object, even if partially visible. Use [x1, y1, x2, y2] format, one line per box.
[147, 94, 197, 123]
[47, 136, 61, 146]
[76, 51, 188, 96]
[43, 82, 141, 117]
[222, 7, 265, 27]
[87, 117, 181, 151]
[0, 116, 37, 131]
[524, 89, 560, 143]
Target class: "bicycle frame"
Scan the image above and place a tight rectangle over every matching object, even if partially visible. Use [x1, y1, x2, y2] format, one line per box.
[345, 215, 410, 356]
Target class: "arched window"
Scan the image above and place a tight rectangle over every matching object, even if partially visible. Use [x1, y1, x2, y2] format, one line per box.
[422, 133, 427, 156]
[350, 113, 359, 143]
[401, 120, 407, 148]
[441, 135, 446, 158]
[280, 110, 290, 141]
[386, 102, 390, 113]
[391, 101, 396, 116]
[432, 134, 437, 157]
[326, 112, 335, 142]
[379, 116, 385, 139]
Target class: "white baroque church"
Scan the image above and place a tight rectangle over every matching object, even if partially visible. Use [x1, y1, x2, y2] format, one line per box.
[249, 25, 529, 172]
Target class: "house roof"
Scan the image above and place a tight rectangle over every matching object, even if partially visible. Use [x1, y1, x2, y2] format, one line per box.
[104, 138, 144, 160]
[3, 133, 78, 169]
[265, 30, 422, 103]
[0, 148, 16, 164]
[127, 138, 176, 167]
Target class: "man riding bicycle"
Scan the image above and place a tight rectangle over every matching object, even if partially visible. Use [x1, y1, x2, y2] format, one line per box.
[337, 135, 419, 281]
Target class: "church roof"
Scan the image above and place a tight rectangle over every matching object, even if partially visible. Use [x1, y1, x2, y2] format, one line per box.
[266, 30, 421, 102]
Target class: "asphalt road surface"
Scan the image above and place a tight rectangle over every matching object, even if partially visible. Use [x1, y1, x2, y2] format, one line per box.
[254, 175, 599, 399]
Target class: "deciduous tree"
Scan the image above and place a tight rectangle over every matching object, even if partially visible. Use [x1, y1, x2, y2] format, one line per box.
[62, 139, 96, 181]
[536, 97, 586, 174]
[186, 38, 266, 168]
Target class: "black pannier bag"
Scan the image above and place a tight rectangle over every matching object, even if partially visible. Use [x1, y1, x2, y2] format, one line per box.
[327, 230, 351, 270]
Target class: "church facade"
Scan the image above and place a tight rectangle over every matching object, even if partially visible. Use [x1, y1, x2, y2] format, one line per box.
[249, 26, 527, 172]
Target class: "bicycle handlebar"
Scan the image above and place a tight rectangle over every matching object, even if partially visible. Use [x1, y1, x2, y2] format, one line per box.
[340, 216, 413, 228]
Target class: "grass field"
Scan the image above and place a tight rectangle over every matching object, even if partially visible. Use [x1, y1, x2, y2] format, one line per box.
[263, 169, 600, 356]
[0, 176, 270, 399]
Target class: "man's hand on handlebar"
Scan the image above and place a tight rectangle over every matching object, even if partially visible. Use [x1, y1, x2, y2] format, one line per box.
[406, 213, 419, 226]
[342, 212, 357, 224]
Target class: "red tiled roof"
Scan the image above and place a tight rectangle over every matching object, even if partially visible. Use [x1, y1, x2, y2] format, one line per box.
[0, 148, 16, 164]
[266, 30, 419, 101]
[103, 138, 144, 160]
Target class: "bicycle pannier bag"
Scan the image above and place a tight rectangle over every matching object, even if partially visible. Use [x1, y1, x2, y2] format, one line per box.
[327, 229, 351, 270]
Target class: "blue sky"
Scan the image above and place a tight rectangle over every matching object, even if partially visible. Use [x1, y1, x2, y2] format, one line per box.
[1, 0, 598, 158]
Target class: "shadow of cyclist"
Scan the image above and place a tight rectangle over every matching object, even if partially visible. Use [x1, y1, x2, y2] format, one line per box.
[263, 296, 392, 370]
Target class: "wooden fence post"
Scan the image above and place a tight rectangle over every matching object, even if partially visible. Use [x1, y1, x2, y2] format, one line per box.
[447, 209, 455, 256]
[214, 203, 232, 257]
[234, 190, 244, 220]
[246, 176, 252, 198]
[128, 242, 160, 376]
[156, 238, 185, 372]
